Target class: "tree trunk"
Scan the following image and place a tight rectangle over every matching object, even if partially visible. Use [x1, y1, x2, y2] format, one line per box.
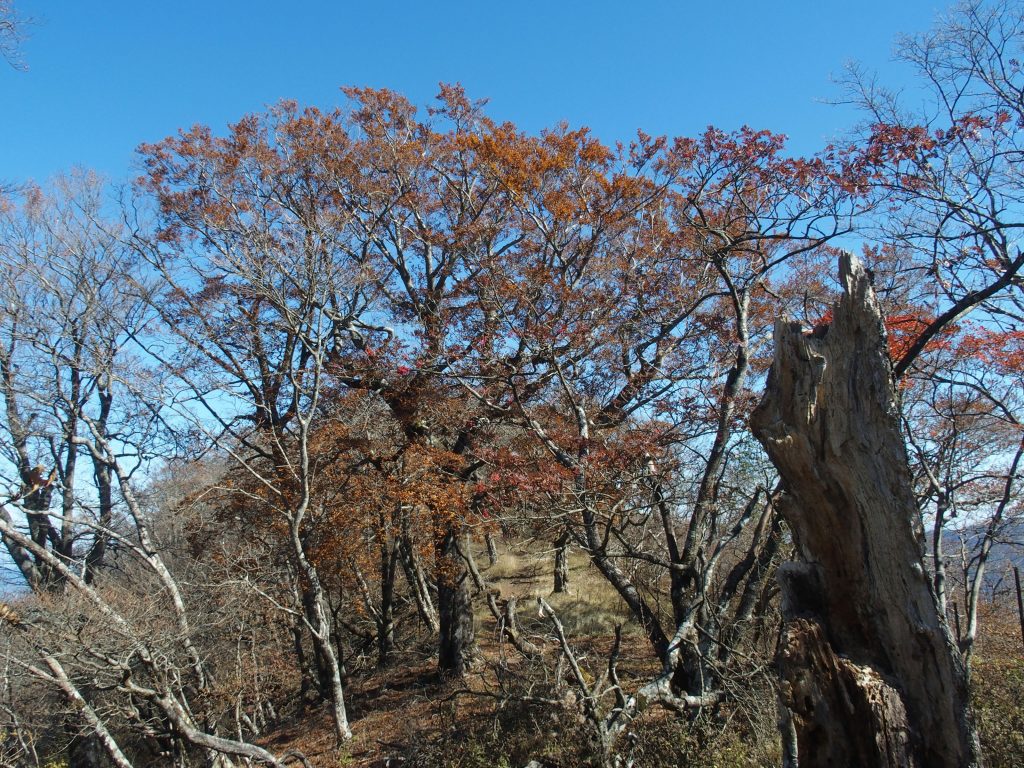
[303, 583, 351, 743]
[459, 534, 485, 596]
[1015, 566, 1024, 652]
[291, 526, 350, 742]
[553, 530, 570, 593]
[290, 618, 314, 704]
[24, 480, 58, 587]
[68, 733, 107, 768]
[750, 253, 979, 768]
[377, 537, 398, 667]
[84, 453, 112, 584]
[400, 532, 439, 634]
[485, 531, 499, 566]
[300, 588, 332, 700]
[437, 526, 475, 677]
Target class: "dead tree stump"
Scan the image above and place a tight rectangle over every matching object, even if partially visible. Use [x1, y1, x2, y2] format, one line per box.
[750, 253, 980, 768]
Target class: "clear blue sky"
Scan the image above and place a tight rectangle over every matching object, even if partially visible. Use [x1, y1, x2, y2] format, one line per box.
[2, 0, 946, 185]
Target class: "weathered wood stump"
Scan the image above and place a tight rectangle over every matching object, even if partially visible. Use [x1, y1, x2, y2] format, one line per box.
[750, 254, 980, 767]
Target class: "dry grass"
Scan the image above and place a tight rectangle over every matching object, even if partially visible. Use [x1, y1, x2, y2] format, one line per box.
[484, 546, 638, 636]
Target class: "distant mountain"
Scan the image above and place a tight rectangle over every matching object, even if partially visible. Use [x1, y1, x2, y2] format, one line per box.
[941, 519, 1024, 596]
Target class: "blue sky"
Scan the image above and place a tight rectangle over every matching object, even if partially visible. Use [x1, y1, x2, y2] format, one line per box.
[3, 1, 944, 186]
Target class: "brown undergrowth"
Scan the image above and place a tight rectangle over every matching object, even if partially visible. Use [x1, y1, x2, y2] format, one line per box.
[255, 549, 1024, 767]
[256, 543, 781, 767]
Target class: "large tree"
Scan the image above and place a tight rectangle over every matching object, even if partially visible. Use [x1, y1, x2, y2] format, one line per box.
[752, 254, 980, 768]
[847, 0, 1024, 681]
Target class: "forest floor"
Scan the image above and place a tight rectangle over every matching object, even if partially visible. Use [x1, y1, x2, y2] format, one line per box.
[248, 546, 1024, 767]
[260, 542, 662, 768]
